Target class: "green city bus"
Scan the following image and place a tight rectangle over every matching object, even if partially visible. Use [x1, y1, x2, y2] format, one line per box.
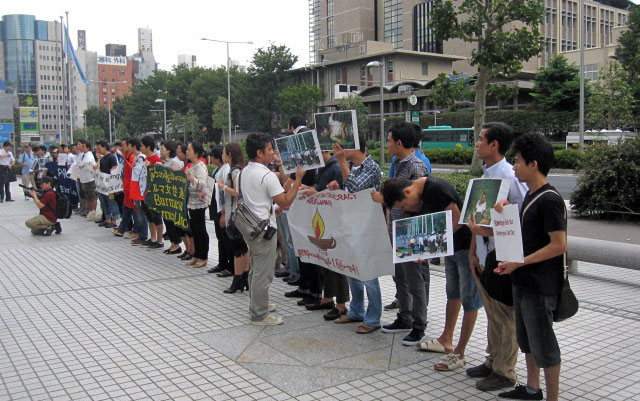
[420, 126, 474, 149]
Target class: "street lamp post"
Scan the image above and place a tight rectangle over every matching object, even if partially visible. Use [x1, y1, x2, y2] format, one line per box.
[367, 60, 385, 165]
[155, 99, 167, 140]
[433, 110, 440, 126]
[201, 37, 253, 144]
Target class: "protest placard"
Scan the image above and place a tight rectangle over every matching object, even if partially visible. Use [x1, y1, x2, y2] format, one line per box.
[94, 164, 124, 195]
[459, 178, 510, 227]
[490, 204, 524, 263]
[313, 110, 359, 150]
[287, 189, 393, 281]
[275, 130, 324, 174]
[45, 161, 78, 204]
[144, 165, 190, 231]
[57, 153, 68, 166]
[392, 211, 454, 264]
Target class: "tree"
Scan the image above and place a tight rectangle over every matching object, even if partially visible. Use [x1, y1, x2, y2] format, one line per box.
[586, 62, 635, 130]
[336, 95, 368, 137]
[614, 4, 640, 128]
[246, 44, 298, 131]
[75, 126, 106, 143]
[432, 0, 544, 169]
[487, 84, 519, 110]
[212, 96, 230, 142]
[277, 83, 324, 122]
[429, 73, 472, 110]
[530, 55, 581, 112]
[84, 106, 110, 136]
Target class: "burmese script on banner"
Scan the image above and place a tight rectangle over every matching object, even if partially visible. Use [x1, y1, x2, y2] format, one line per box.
[287, 189, 393, 281]
[144, 165, 190, 231]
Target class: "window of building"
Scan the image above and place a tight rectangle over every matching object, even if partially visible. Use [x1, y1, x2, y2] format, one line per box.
[327, 0, 334, 16]
[600, 9, 614, 46]
[422, 62, 428, 76]
[561, 0, 577, 51]
[384, 0, 404, 49]
[101, 68, 105, 73]
[584, 5, 597, 48]
[359, 45, 366, 56]
[413, 0, 443, 53]
[103, 87, 107, 93]
[119, 69, 125, 75]
[327, 16, 335, 48]
[335, 68, 342, 84]
[387, 59, 394, 83]
[584, 63, 599, 81]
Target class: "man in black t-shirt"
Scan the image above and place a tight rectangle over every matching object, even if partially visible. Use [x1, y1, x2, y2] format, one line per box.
[381, 175, 479, 372]
[95, 141, 120, 228]
[494, 133, 566, 401]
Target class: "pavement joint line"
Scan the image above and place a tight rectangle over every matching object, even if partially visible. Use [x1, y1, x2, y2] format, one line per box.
[0, 272, 211, 301]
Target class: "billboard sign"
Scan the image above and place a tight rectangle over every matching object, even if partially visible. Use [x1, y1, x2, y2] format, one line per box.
[0, 123, 14, 134]
[18, 94, 39, 108]
[97, 55, 127, 66]
[20, 107, 39, 123]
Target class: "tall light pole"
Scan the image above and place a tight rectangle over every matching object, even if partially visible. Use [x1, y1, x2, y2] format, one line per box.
[367, 60, 385, 165]
[155, 99, 167, 139]
[201, 37, 253, 144]
[579, 0, 585, 153]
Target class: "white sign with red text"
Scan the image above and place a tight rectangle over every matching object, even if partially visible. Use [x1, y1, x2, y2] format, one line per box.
[287, 189, 393, 281]
[490, 204, 524, 263]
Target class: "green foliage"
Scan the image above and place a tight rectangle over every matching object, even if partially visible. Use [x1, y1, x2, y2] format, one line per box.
[432, 172, 482, 199]
[277, 83, 324, 122]
[486, 84, 519, 109]
[531, 55, 581, 112]
[75, 126, 107, 143]
[571, 136, 640, 216]
[553, 149, 584, 169]
[84, 106, 110, 135]
[429, 73, 472, 110]
[211, 96, 230, 138]
[586, 62, 635, 130]
[424, 148, 474, 165]
[336, 95, 369, 136]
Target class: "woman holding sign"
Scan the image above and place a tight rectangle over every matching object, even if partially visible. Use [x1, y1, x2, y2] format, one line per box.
[184, 142, 210, 269]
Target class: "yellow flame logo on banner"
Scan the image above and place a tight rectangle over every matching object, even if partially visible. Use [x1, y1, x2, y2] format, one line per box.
[312, 208, 325, 239]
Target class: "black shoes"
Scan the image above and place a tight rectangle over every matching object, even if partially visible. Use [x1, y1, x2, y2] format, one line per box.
[147, 242, 163, 250]
[208, 264, 225, 274]
[323, 308, 346, 320]
[384, 300, 399, 310]
[164, 247, 182, 255]
[381, 319, 412, 333]
[42, 226, 54, 236]
[53, 222, 62, 234]
[306, 301, 335, 311]
[285, 289, 306, 298]
[224, 275, 246, 294]
[466, 363, 493, 378]
[498, 384, 543, 400]
[297, 296, 320, 306]
[401, 328, 425, 346]
[274, 270, 289, 278]
[287, 278, 301, 286]
[476, 372, 516, 392]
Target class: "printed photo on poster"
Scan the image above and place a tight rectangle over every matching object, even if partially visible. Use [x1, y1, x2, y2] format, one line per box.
[459, 178, 510, 227]
[275, 130, 325, 174]
[313, 110, 359, 150]
[392, 210, 454, 264]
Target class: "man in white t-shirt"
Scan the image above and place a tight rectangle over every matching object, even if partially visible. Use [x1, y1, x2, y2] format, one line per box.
[0, 141, 16, 202]
[76, 140, 97, 218]
[241, 133, 305, 326]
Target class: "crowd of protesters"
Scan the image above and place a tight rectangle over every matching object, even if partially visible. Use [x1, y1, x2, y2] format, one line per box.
[3, 116, 567, 400]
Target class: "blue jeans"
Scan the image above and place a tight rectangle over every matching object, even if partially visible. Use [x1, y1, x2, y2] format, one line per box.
[444, 249, 483, 312]
[347, 277, 382, 327]
[134, 200, 148, 239]
[118, 205, 139, 233]
[277, 213, 299, 277]
[98, 193, 120, 220]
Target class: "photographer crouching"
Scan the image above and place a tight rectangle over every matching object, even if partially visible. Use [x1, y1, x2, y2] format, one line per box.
[24, 176, 61, 236]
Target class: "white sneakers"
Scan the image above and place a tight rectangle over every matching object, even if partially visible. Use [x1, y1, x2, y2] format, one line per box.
[250, 314, 282, 326]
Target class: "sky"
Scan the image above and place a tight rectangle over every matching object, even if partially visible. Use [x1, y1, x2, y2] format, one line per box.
[2, 0, 310, 70]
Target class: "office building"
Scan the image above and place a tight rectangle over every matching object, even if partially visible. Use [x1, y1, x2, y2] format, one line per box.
[106, 43, 126, 57]
[138, 27, 153, 52]
[132, 28, 157, 82]
[177, 54, 197, 69]
[97, 55, 134, 109]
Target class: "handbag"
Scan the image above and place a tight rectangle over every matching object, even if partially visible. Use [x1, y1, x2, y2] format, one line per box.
[522, 189, 578, 322]
[228, 169, 271, 240]
[480, 250, 513, 306]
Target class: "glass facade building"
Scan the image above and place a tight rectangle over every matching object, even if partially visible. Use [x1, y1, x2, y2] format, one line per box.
[384, 0, 403, 48]
[413, 1, 442, 53]
[1, 14, 37, 94]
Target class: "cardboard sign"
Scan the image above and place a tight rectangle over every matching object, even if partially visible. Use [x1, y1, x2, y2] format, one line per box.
[490, 204, 524, 263]
[94, 164, 124, 195]
[275, 130, 325, 174]
[144, 165, 190, 231]
[392, 211, 454, 264]
[313, 110, 360, 151]
[460, 178, 511, 227]
[287, 189, 393, 281]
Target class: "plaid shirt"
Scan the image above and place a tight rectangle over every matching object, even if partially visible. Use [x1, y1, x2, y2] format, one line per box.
[344, 156, 381, 193]
[389, 152, 428, 231]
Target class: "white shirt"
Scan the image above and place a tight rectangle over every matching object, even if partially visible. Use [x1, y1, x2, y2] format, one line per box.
[475, 157, 528, 264]
[239, 162, 284, 228]
[78, 151, 96, 183]
[163, 156, 184, 170]
[66, 153, 76, 166]
[0, 149, 14, 166]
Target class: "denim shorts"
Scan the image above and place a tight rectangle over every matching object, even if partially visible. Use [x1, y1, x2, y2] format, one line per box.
[444, 249, 483, 312]
[513, 284, 561, 368]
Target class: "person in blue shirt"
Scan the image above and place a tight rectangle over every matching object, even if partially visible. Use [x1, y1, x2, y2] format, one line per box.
[388, 123, 432, 178]
[19, 144, 37, 200]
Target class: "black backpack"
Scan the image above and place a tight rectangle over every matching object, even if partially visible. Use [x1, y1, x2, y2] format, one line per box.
[53, 191, 72, 219]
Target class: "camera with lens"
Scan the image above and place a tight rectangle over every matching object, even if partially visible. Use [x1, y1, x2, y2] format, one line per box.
[19, 184, 42, 198]
[263, 225, 277, 240]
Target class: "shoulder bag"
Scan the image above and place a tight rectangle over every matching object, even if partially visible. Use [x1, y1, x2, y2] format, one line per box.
[227, 169, 272, 240]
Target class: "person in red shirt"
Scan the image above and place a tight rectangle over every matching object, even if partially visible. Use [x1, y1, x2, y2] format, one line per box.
[25, 176, 58, 236]
[140, 136, 165, 249]
[113, 138, 139, 238]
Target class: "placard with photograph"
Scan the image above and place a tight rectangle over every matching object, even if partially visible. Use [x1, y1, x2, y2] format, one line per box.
[275, 129, 325, 174]
[313, 110, 359, 150]
[459, 178, 511, 227]
[392, 210, 454, 264]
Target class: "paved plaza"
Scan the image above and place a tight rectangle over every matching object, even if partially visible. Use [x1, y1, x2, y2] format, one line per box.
[1, 181, 640, 401]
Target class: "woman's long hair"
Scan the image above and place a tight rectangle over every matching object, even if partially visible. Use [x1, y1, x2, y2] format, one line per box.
[224, 142, 245, 168]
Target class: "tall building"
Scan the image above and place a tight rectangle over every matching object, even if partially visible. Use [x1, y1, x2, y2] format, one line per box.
[71, 48, 98, 129]
[177, 54, 197, 69]
[105, 43, 126, 57]
[97, 55, 134, 109]
[77, 30, 86, 51]
[138, 27, 152, 52]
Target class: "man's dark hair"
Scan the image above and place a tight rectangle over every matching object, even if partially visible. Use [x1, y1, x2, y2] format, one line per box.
[482, 122, 514, 155]
[381, 178, 413, 209]
[96, 140, 108, 150]
[210, 145, 223, 162]
[122, 138, 130, 146]
[141, 136, 155, 150]
[48, 145, 58, 152]
[60, 144, 69, 151]
[411, 124, 422, 148]
[189, 141, 205, 159]
[39, 176, 54, 187]
[511, 132, 554, 176]
[177, 142, 187, 156]
[129, 137, 141, 151]
[77, 139, 88, 146]
[2, 141, 10, 147]
[289, 115, 307, 130]
[357, 133, 367, 154]
[114, 141, 122, 147]
[246, 133, 273, 160]
[162, 140, 177, 158]
[39, 145, 48, 152]
[388, 122, 415, 149]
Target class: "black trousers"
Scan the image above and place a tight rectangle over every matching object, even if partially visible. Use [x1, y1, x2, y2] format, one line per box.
[164, 218, 182, 245]
[189, 207, 209, 260]
[0, 166, 11, 201]
[299, 261, 323, 297]
[213, 211, 233, 273]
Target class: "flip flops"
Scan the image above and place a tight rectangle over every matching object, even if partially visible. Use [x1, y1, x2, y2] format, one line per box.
[418, 338, 453, 353]
[356, 324, 380, 334]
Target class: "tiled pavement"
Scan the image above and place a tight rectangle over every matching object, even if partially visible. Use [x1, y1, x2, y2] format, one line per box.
[1, 181, 639, 400]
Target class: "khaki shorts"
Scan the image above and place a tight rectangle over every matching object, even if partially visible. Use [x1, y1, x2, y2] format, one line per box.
[81, 181, 96, 201]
